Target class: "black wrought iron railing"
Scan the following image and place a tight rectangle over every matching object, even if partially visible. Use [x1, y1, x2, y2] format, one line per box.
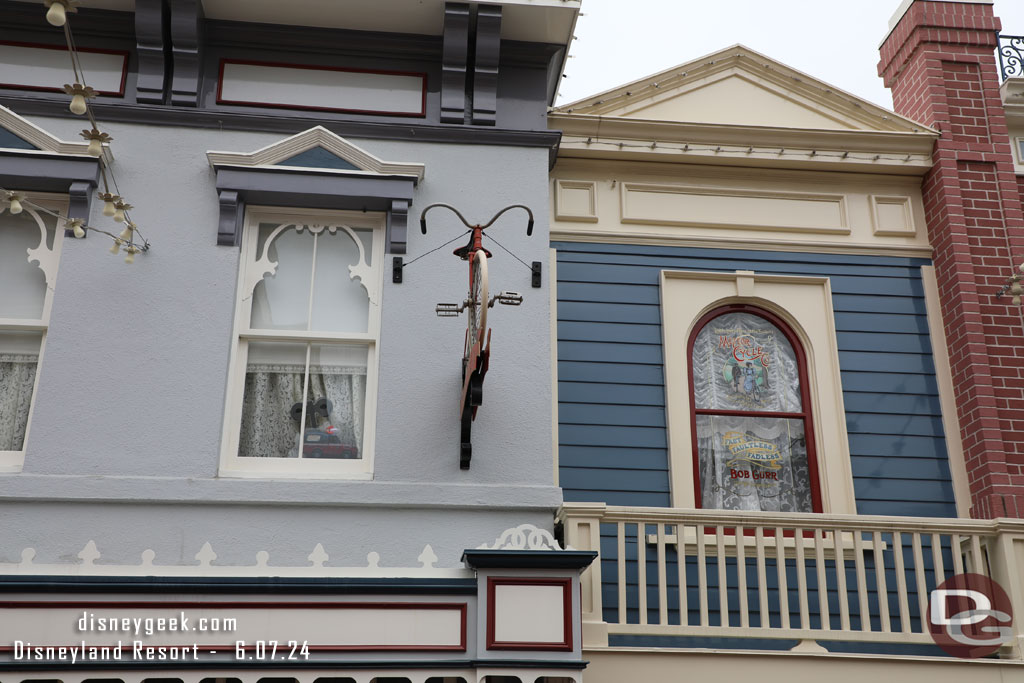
[999, 35, 1024, 80]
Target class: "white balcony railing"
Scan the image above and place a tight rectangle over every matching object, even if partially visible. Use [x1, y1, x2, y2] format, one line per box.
[559, 503, 1024, 658]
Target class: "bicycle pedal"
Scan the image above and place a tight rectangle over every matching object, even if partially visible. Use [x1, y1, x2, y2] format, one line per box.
[436, 303, 461, 316]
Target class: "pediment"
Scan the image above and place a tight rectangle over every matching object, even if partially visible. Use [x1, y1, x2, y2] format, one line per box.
[206, 126, 424, 182]
[0, 104, 91, 154]
[557, 45, 930, 134]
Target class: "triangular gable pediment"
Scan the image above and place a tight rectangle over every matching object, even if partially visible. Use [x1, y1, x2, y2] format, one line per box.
[557, 45, 931, 134]
[0, 104, 92, 154]
[206, 126, 424, 182]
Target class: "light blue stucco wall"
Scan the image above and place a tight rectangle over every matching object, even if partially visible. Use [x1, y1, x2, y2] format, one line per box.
[0, 117, 559, 567]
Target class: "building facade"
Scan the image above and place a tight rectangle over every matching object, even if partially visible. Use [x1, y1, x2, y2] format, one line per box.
[550, 0, 1024, 680]
[0, 1, 592, 682]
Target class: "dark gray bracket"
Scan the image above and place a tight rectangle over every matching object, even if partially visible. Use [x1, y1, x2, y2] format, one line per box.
[472, 5, 501, 126]
[441, 3, 470, 124]
[169, 0, 204, 107]
[214, 166, 416, 253]
[0, 150, 100, 237]
[531, 261, 542, 288]
[135, 0, 169, 104]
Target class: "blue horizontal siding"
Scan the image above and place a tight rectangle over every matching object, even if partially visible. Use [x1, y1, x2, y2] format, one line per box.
[553, 241, 956, 520]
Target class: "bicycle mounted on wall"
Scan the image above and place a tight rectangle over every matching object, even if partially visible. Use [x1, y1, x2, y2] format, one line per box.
[419, 203, 533, 469]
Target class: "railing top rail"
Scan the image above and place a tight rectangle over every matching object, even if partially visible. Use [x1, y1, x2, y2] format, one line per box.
[558, 502, 1024, 536]
[999, 35, 1024, 81]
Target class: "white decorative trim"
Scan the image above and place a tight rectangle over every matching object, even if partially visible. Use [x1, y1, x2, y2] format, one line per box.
[478, 523, 564, 551]
[0, 541, 470, 578]
[554, 179, 598, 222]
[206, 126, 425, 182]
[0, 103, 92, 155]
[870, 195, 916, 237]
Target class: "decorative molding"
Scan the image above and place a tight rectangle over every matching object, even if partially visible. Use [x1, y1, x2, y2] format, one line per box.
[168, 0, 204, 107]
[553, 179, 597, 222]
[387, 198, 411, 254]
[0, 541, 470, 578]
[217, 189, 244, 246]
[486, 577, 573, 652]
[472, 4, 501, 126]
[135, 0, 168, 104]
[206, 126, 425, 182]
[620, 181, 850, 235]
[478, 523, 563, 551]
[0, 41, 129, 98]
[441, 2, 470, 123]
[0, 104, 92, 155]
[870, 194, 916, 237]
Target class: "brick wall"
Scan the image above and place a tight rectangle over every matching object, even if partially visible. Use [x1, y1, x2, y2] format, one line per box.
[879, 0, 1024, 519]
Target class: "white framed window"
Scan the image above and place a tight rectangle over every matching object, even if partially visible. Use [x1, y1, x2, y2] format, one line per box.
[660, 269, 857, 514]
[219, 207, 384, 479]
[0, 192, 66, 472]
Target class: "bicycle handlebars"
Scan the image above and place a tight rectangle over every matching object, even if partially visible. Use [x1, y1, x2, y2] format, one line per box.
[419, 202, 534, 237]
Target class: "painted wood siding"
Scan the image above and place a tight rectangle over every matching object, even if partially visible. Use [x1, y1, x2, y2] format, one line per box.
[554, 241, 958, 518]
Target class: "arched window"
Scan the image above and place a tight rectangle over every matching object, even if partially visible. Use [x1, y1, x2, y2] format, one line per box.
[688, 305, 822, 513]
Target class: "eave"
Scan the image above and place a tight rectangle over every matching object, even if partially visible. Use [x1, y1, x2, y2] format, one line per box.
[549, 113, 938, 176]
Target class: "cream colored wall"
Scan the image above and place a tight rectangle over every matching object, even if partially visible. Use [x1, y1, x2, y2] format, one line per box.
[551, 159, 930, 257]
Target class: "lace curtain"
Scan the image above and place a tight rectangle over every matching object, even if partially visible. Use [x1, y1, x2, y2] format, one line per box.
[239, 361, 366, 459]
[0, 353, 37, 451]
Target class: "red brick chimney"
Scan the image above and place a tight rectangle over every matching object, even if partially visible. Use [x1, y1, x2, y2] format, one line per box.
[879, 0, 1024, 519]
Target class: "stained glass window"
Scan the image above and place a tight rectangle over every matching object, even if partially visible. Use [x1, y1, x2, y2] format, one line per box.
[689, 307, 821, 513]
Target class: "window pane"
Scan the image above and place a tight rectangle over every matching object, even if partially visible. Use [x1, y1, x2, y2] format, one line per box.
[0, 331, 41, 451]
[250, 224, 314, 330]
[310, 228, 371, 333]
[691, 311, 801, 412]
[0, 211, 49, 320]
[300, 344, 368, 459]
[238, 341, 308, 458]
[696, 414, 812, 512]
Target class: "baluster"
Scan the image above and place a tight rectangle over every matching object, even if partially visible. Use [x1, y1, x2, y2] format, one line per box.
[698, 522, 709, 626]
[637, 522, 648, 625]
[617, 522, 626, 625]
[814, 528, 829, 632]
[795, 527, 809, 630]
[775, 526, 790, 629]
[833, 528, 851, 631]
[969, 534, 985, 575]
[717, 525, 727, 627]
[931, 533, 946, 587]
[737, 524, 749, 628]
[853, 531, 870, 631]
[951, 533, 964, 575]
[873, 531, 890, 633]
[657, 523, 668, 626]
[755, 526, 769, 628]
[911, 532, 928, 633]
[677, 523, 689, 626]
[893, 531, 911, 633]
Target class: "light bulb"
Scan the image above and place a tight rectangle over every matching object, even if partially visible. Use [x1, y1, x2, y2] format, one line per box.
[87, 137, 102, 156]
[73, 223, 85, 238]
[46, 1, 66, 26]
[102, 200, 116, 217]
[124, 249, 135, 265]
[114, 207, 126, 223]
[118, 226, 132, 241]
[69, 93, 87, 115]
[8, 196, 22, 214]
[109, 241, 120, 255]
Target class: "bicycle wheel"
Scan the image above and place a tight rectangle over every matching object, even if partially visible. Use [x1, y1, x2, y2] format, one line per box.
[467, 249, 489, 350]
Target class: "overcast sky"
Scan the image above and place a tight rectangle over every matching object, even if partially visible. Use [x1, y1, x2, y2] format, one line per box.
[556, 0, 1024, 110]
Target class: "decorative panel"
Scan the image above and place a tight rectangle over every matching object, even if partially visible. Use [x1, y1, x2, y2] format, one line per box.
[620, 182, 849, 234]
[555, 180, 598, 223]
[870, 195, 915, 236]
[0, 42, 128, 96]
[218, 60, 427, 117]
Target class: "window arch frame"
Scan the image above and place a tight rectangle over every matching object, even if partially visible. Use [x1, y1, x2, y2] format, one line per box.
[686, 303, 824, 513]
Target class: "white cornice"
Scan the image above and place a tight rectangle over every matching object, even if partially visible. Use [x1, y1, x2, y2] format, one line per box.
[0, 104, 92, 155]
[206, 126, 425, 183]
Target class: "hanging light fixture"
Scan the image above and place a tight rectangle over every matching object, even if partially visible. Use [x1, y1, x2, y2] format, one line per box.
[124, 245, 137, 264]
[43, 0, 78, 27]
[118, 221, 134, 242]
[79, 128, 112, 157]
[67, 218, 85, 238]
[4, 192, 24, 215]
[112, 200, 132, 223]
[109, 239, 120, 255]
[97, 192, 119, 217]
[63, 83, 97, 115]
